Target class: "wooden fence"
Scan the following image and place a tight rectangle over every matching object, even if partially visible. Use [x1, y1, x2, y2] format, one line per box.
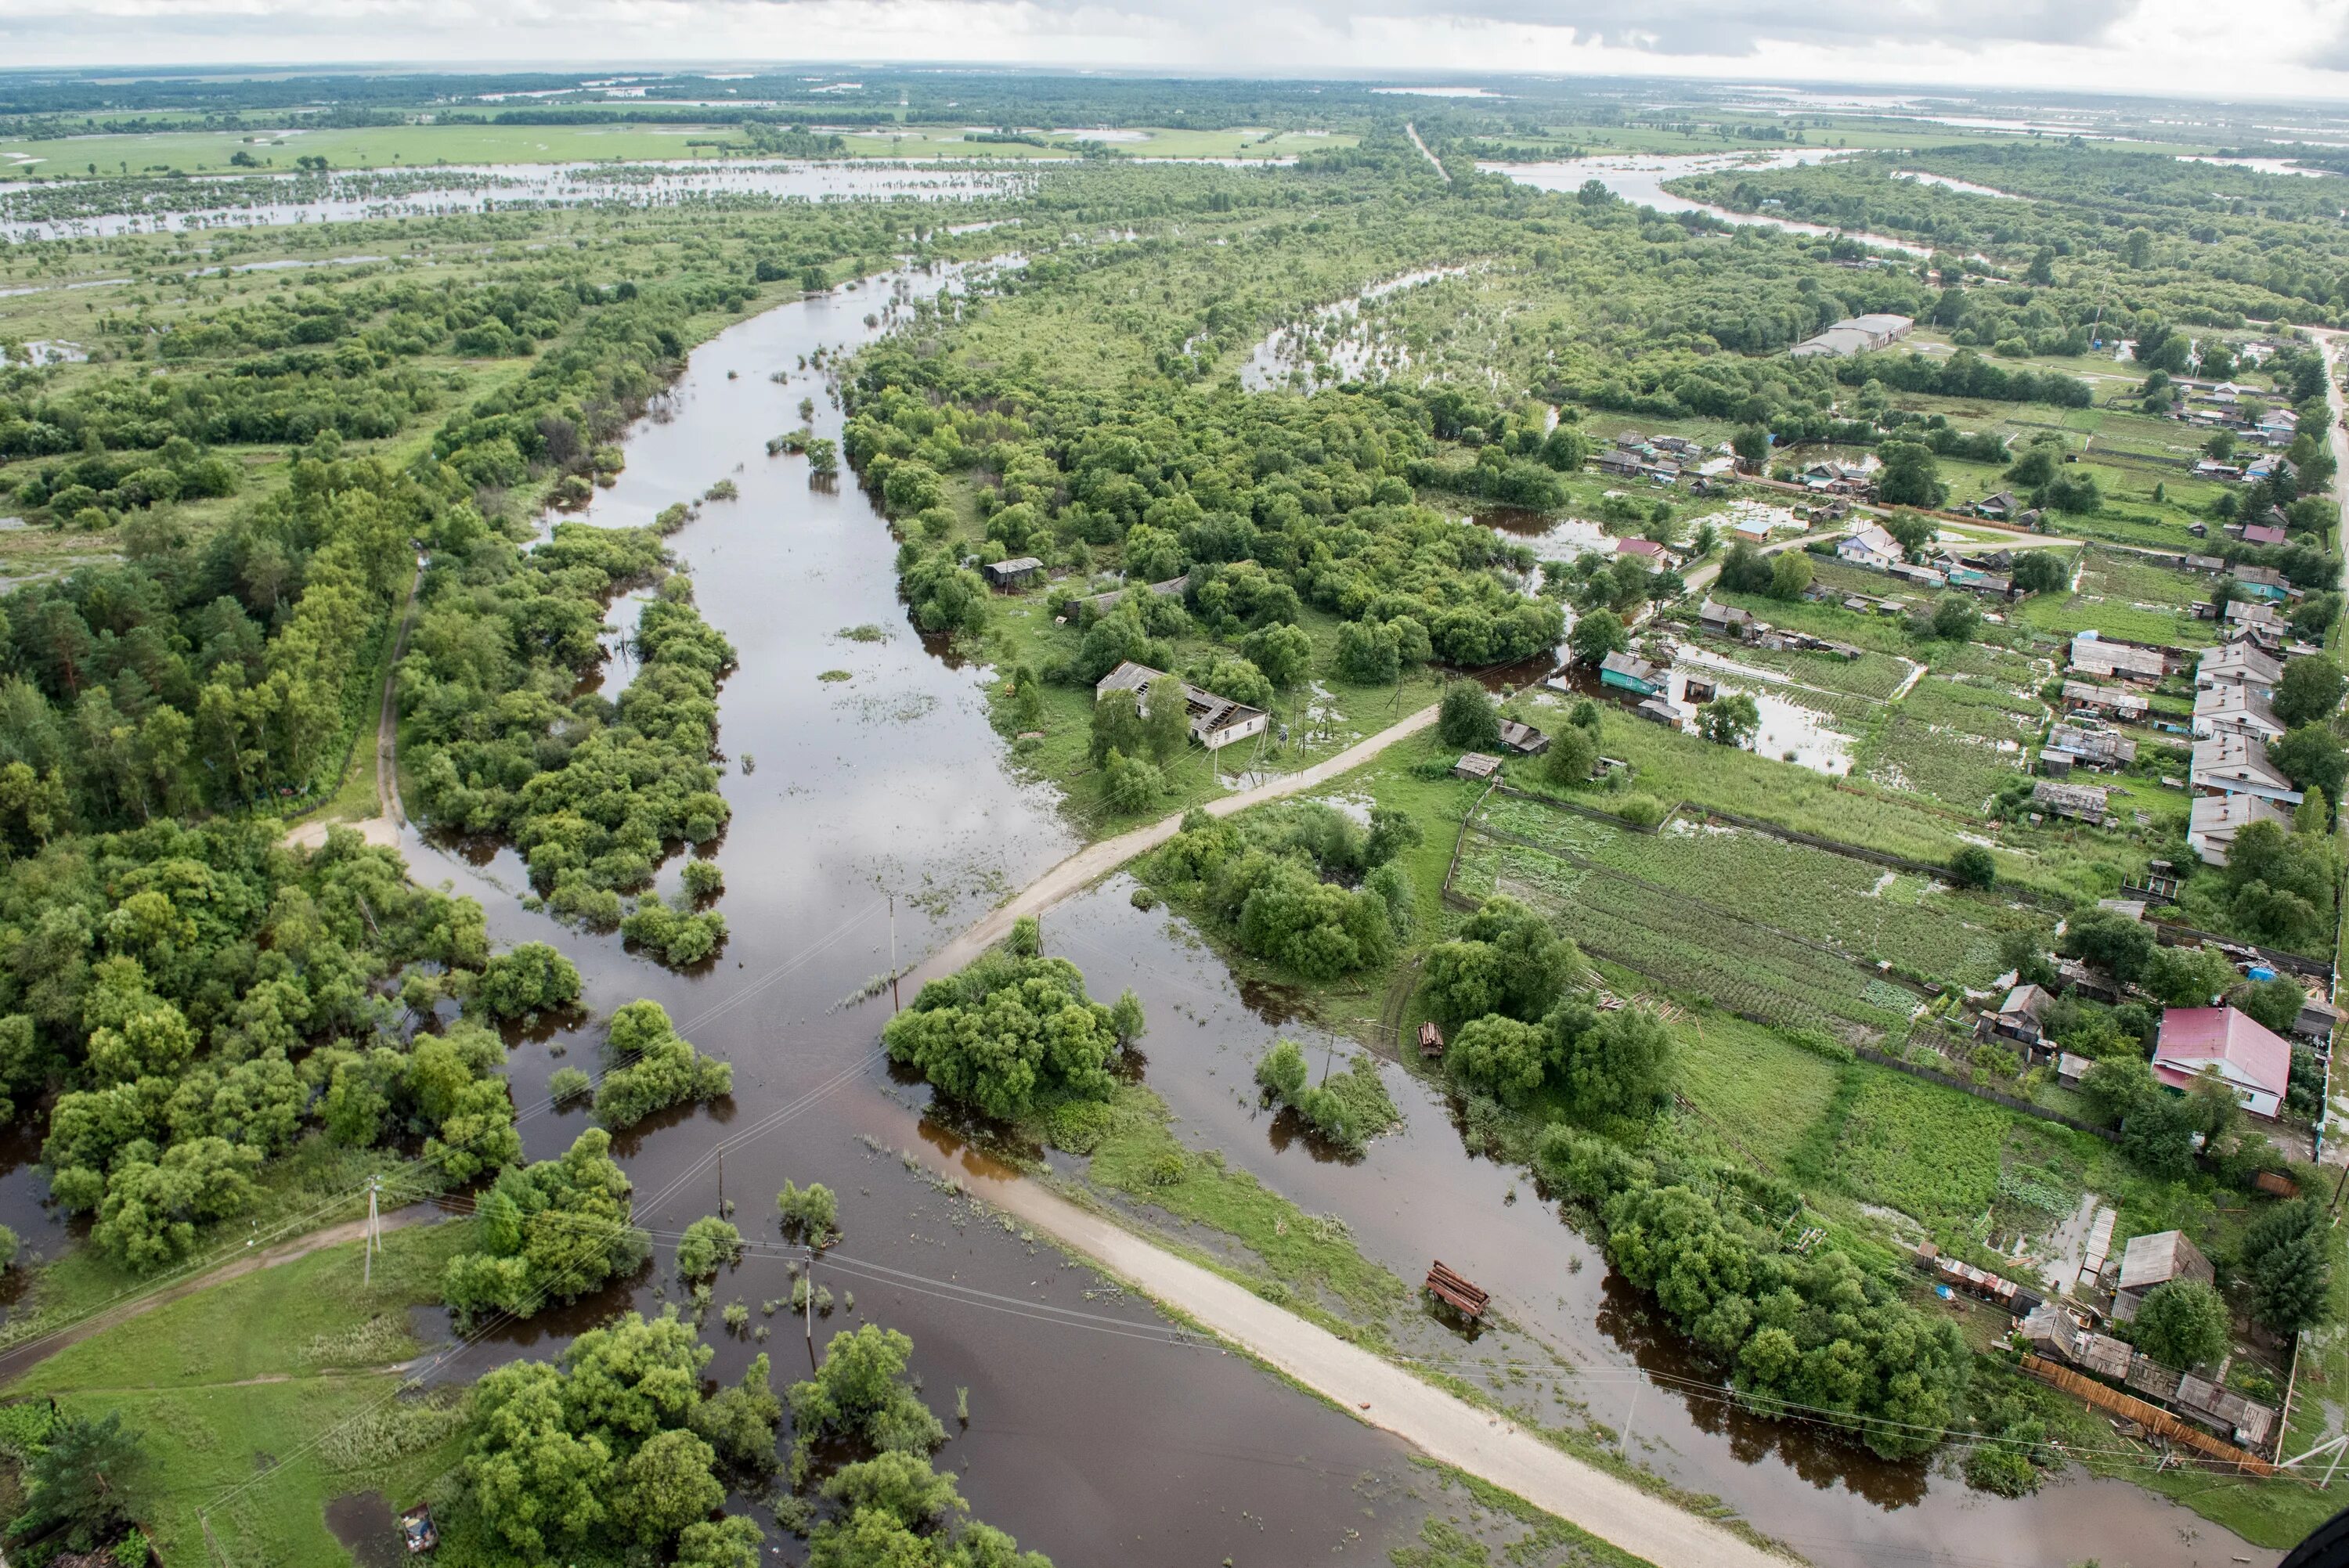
[2019, 1355, 2276, 1476]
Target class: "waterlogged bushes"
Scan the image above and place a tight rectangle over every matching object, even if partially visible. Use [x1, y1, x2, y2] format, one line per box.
[451, 1307, 776, 1565]
[1146, 802, 1420, 981]
[402, 524, 736, 964]
[594, 1000, 733, 1129]
[785, 1325, 1054, 1565]
[477, 941, 583, 1019]
[1420, 895, 1584, 1027]
[1540, 1130, 1968, 1461]
[881, 924, 1133, 1121]
[443, 1126, 651, 1322]
[4, 820, 500, 1267]
[1254, 1040, 1400, 1155]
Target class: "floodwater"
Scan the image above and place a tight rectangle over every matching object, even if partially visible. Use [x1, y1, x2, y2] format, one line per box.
[1239, 265, 1474, 392]
[363, 261, 1447, 1564]
[1034, 878, 2283, 1568]
[1892, 170, 2021, 200]
[0, 251, 2282, 1564]
[1485, 151, 1936, 258]
[323, 1491, 407, 1568]
[0, 161, 1030, 242]
[1664, 647, 1860, 775]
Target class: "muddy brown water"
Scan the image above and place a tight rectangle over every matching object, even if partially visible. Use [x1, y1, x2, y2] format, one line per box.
[7, 265, 2282, 1566]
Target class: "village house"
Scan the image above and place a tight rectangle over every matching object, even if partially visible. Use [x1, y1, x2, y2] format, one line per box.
[2192, 459, 2243, 481]
[2224, 600, 2287, 648]
[1451, 752, 1502, 782]
[2231, 564, 2291, 602]
[2043, 723, 2137, 771]
[982, 556, 1045, 590]
[1698, 598, 1756, 640]
[2192, 681, 2285, 742]
[2238, 523, 2287, 550]
[1615, 537, 1681, 570]
[2068, 631, 2169, 684]
[2188, 791, 2293, 866]
[1592, 449, 1647, 480]
[2153, 1007, 2293, 1119]
[2061, 680, 2149, 722]
[1496, 719, 1550, 755]
[1943, 564, 2012, 597]
[1599, 650, 1665, 697]
[1979, 983, 2055, 1048]
[2195, 640, 2282, 697]
[1975, 491, 2020, 521]
[1836, 521, 1902, 570]
[1093, 661, 1269, 751]
[2030, 778, 2113, 826]
[2111, 1229, 2218, 1323]
[2189, 732, 2304, 806]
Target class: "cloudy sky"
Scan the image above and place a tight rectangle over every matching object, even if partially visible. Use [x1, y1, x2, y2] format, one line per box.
[6, 0, 2349, 100]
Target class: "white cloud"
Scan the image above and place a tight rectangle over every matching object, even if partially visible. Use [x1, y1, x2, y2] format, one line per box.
[2, 0, 2347, 97]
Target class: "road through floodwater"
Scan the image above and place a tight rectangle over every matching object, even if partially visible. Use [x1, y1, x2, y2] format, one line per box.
[377, 260, 2283, 1568]
[12, 254, 2268, 1565]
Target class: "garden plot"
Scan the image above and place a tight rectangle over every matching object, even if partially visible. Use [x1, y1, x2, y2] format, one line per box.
[2018, 545, 2216, 646]
[1482, 794, 2044, 990]
[1862, 672, 2042, 813]
[1456, 833, 1921, 1040]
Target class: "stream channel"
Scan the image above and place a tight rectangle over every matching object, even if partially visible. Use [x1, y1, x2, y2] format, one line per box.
[0, 247, 2283, 1563]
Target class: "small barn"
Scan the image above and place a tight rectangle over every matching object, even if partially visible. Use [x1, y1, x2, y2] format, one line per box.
[983, 556, 1045, 590]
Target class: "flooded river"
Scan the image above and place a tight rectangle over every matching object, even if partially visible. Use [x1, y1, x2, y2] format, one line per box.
[0, 250, 2283, 1564]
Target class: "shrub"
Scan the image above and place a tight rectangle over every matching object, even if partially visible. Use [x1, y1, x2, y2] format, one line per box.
[594, 1001, 732, 1128]
[677, 1216, 744, 1281]
[777, 1180, 839, 1245]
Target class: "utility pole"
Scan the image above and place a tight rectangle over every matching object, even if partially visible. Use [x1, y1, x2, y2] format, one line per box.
[717, 1150, 724, 1217]
[888, 891, 900, 1014]
[201, 1510, 233, 1567]
[363, 1175, 381, 1287]
[804, 1246, 816, 1345]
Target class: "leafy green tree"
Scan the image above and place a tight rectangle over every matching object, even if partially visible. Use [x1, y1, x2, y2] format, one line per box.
[1947, 845, 1997, 890]
[1141, 676, 1189, 764]
[1552, 1004, 1675, 1119]
[478, 942, 583, 1018]
[1088, 688, 1147, 768]
[2010, 550, 2069, 594]
[1730, 427, 1770, 470]
[787, 1325, 947, 1465]
[1929, 596, 1980, 642]
[1543, 724, 1599, 788]
[2143, 943, 2239, 1007]
[1875, 442, 1946, 507]
[2132, 1278, 2228, 1368]
[678, 1516, 768, 1568]
[595, 1001, 732, 1128]
[677, 1216, 744, 1281]
[1195, 657, 1272, 711]
[1696, 693, 1759, 748]
[1767, 550, 1812, 601]
[1239, 623, 1313, 689]
[1423, 896, 1582, 1025]
[690, 1354, 783, 1472]
[882, 952, 1124, 1119]
[443, 1128, 651, 1322]
[619, 1428, 727, 1546]
[1446, 1014, 1548, 1105]
[2059, 907, 2153, 983]
[2274, 658, 2346, 729]
[1255, 1039, 1308, 1102]
[1437, 683, 1500, 750]
[1100, 748, 1166, 813]
[1334, 619, 1400, 683]
[93, 1135, 263, 1270]
[778, 1180, 840, 1245]
[1568, 609, 1626, 667]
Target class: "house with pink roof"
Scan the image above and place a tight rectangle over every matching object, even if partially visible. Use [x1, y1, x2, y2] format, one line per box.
[2153, 1006, 2292, 1119]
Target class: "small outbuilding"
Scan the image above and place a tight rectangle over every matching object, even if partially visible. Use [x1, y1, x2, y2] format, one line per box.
[1496, 719, 1550, 755]
[2110, 1230, 2216, 1323]
[1452, 752, 1502, 782]
[983, 556, 1045, 590]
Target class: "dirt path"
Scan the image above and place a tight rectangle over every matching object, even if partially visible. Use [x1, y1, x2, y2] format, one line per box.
[912, 701, 1440, 983]
[1405, 124, 1450, 183]
[917, 1149, 1789, 1568]
[0, 1207, 428, 1386]
[284, 556, 424, 852]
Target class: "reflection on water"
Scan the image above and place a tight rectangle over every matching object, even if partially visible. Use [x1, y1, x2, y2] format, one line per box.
[1239, 264, 1474, 392]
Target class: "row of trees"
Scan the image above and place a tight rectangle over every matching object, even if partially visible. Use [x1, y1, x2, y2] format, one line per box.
[1148, 802, 1419, 981]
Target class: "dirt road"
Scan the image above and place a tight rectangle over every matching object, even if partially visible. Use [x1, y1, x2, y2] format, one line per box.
[912, 1146, 1791, 1568]
[283, 556, 424, 852]
[911, 701, 1440, 983]
[0, 1206, 429, 1386]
